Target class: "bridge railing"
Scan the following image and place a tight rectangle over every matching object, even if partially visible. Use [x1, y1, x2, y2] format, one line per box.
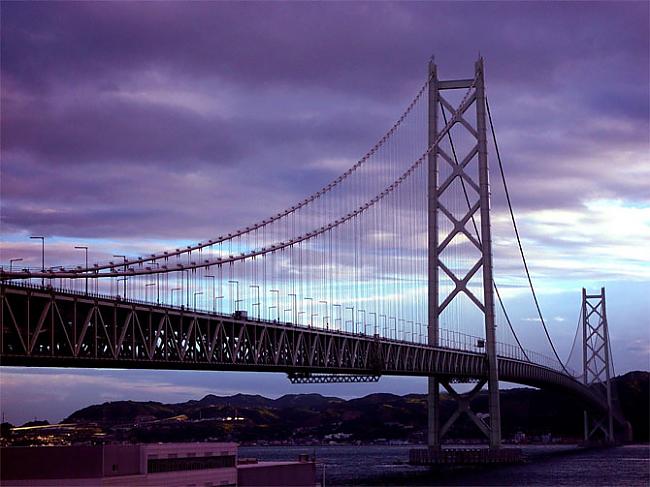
[1, 280, 576, 377]
[436, 327, 574, 375]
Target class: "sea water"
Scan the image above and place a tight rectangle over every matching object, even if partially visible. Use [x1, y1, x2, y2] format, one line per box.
[239, 444, 649, 486]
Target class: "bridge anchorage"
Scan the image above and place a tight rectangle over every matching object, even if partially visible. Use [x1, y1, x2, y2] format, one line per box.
[0, 56, 629, 461]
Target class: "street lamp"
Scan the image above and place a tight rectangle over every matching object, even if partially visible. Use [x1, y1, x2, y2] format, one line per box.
[304, 297, 313, 327]
[405, 319, 411, 341]
[149, 262, 160, 303]
[215, 295, 224, 314]
[74, 246, 89, 294]
[319, 300, 328, 329]
[205, 275, 216, 312]
[30, 236, 44, 286]
[116, 278, 127, 300]
[333, 304, 342, 330]
[380, 315, 387, 337]
[113, 255, 127, 298]
[345, 307, 354, 333]
[145, 282, 156, 303]
[228, 280, 240, 313]
[357, 309, 366, 335]
[389, 317, 397, 340]
[270, 290, 280, 321]
[369, 312, 377, 336]
[288, 293, 297, 324]
[9, 258, 23, 273]
[171, 287, 182, 307]
[193, 291, 204, 310]
[284, 307, 293, 323]
[250, 285, 260, 320]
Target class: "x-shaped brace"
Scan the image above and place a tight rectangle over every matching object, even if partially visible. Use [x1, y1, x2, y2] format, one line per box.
[438, 202, 482, 252]
[439, 94, 478, 139]
[440, 379, 491, 440]
[438, 258, 485, 313]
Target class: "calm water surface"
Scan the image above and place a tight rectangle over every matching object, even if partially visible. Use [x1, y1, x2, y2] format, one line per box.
[239, 444, 649, 486]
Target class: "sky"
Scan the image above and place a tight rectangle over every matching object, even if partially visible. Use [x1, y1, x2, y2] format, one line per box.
[1, 1, 649, 425]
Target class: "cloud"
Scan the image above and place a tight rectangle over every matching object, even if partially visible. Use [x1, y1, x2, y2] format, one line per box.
[2, 2, 648, 244]
[1, 2, 648, 423]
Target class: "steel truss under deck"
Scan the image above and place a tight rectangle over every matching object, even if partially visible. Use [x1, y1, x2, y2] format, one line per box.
[0, 283, 619, 425]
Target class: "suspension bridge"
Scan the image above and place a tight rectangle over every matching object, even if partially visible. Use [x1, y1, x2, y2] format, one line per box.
[0, 58, 628, 455]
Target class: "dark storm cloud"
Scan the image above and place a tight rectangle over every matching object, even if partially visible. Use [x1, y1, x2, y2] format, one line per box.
[3, 2, 647, 93]
[1, 1, 648, 238]
[1, 86, 375, 167]
[1, 3, 644, 105]
[1, 2, 649, 420]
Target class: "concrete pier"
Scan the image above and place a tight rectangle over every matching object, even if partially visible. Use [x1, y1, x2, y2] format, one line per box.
[409, 447, 524, 466]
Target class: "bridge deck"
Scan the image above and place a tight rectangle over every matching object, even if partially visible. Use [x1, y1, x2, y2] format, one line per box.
[1, 284, 612, 418]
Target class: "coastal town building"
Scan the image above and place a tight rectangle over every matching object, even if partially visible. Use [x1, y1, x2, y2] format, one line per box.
[0, 442, 316, 487]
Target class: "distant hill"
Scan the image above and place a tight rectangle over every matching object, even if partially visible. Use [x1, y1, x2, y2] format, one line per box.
[62, 371, 648, 444]
[67, 401, 178, 423]
[19, 420, 50, 428]
[615, 371, 649, 441]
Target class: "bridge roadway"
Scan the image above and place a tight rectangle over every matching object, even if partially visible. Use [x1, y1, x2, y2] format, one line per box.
[1, 284, 615, 420]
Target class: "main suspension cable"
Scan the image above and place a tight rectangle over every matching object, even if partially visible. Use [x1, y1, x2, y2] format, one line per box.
[564, 302, 582, 375]
[49, 76, 436, 275]
[486, 95, 569, 374]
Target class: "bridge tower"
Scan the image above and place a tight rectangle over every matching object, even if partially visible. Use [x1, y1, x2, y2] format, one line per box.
[582, 287, 614, 444]
[427, 57, 501, 450]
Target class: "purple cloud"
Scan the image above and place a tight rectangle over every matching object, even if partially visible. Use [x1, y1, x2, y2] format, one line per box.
[0, 2, 648, 418]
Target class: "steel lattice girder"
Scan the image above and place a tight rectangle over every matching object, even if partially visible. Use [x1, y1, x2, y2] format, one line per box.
[287, 373, 381, 384]
[0, 284, 622, 424]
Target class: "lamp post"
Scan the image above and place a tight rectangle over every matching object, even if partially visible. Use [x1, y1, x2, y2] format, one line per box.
[74, 246, 89, 294]
[9, 258, 23, 273]
[185, 269, 190, 307]
[270, 290, 280, 321]
[319, 300, 328, 329]
[149, 262, 160, 303]
[304, 297, 313, 327]
[346, 307, 354, 333]
[333, 304, 342, 330]
[288, 293, 297, 324]
[250, 285, 260, 320]
[380, 314, 387, 337]
[171, 287, 182, 307]
[369, 312, 377, 336]
[358, 309, 366, 335]
[228, 280, 240, 313]
[116, 278, 127, 301]
[205, 275, 216, 312]
[193, 291, 203, 311]
[113, 255, 127, 298]
[30, 236, 44, 286]
[145, 283, 155, 303]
